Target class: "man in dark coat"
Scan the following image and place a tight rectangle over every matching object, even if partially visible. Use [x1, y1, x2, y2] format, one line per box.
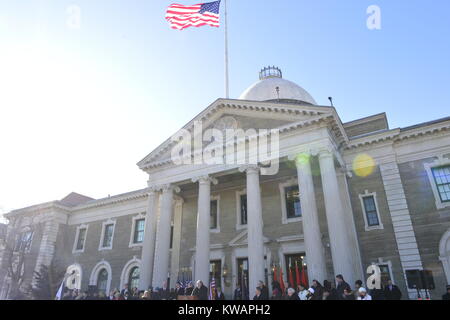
[253, 287, 263, 300]
[159, 281, 170, 300]
[233, 283, 242, 300]
[216, 287, 226, 300]
[335, 275, 350, 300]
[192, 280, 208, 300]
[258, 281, 269, 300]
[175, 282, 185, 297]
[384, 280, 402, 300]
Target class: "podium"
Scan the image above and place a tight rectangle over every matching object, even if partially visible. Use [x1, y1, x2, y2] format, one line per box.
[178, 296, 198, 301]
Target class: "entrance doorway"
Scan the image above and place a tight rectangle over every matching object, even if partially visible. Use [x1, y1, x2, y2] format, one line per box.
[284, 253, 308, 288]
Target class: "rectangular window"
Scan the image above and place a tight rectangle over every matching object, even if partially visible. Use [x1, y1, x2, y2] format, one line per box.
[378, 264, 391, 287]
[432, 166, 450, 202]
[363, 196, 380, 226]
[210, 200, 218, 229]
[240, 195, 247, 225]
[133, 219, 145, 244]
[102, 224, 114, 248]
[76, 228, 86, 251]
[285, 185, 302, 219]
[210, 260, 222, 284]
[15, 231, 33, 252]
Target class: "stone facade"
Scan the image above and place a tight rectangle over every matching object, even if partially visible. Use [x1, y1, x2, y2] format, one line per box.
[1, 70, 450, 300]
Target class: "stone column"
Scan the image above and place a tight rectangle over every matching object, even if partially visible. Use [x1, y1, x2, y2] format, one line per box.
[294, 154, 327, 283]
[192, 176, 218, 286]
[318, 150, 354, 279]
[139, 187, 160, 290]
[152, 184, 178, 288]
[240, 165, 265, 297]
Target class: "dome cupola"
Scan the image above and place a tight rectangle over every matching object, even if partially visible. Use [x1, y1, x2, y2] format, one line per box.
[239, 66, 317, 105]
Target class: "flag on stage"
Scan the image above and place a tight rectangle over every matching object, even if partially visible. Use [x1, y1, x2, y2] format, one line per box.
[279, 268, 286, 296]
[300, 263, 309, 287]
[55, 277, 65, 300]
[273, 265, 278, 284]
[166, 1, 221, 30]
[295, 262, 301, 288]
[209, 277, 216, 300]
[288, 263, 294, 288]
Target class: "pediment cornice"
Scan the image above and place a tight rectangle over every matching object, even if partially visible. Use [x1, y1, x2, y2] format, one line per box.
[345, 118, 450, 150]
[137, 98, 348, 171]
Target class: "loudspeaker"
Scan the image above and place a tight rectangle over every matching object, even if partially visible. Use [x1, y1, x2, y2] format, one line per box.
[405, 269, 422, 289]
[420, 270, 435, 290]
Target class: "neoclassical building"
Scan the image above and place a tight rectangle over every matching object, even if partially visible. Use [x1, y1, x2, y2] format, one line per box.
[1, 67, 450, 300]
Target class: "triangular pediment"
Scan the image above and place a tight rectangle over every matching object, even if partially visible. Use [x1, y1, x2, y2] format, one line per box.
[137, 98, 340, 170]
[228, 229, 270, 247]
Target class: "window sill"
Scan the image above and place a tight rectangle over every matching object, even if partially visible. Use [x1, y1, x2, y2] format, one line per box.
[436, 201, 450, 210]
[236, 224, 247, 231]
[98, 247, 113, 251]
[365, 225, 384, 232]
[282, 217, 303, 224]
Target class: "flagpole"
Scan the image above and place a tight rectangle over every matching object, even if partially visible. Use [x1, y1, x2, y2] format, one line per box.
[224, 0, 230, 99]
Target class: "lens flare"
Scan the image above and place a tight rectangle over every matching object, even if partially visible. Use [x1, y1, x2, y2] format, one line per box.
[295, 153, 311, 166]
[353, 154, 376, 177]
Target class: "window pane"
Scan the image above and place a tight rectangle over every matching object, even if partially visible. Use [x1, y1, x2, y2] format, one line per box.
[97, 269, 108, 293]
[363, 196, 380, 227]
[134, 219, 145, 244]
[285, 186, 301, 219]
[240, 195, 247, 225]
[378, 264, 391, 286]
[210, 200, 218, 229]
[102, 224, 114, 248]
[432, 166, 450, 203]
[128, 267, 140, 291]
[76, 229, 86, 250]
[209, 260, 222, 284]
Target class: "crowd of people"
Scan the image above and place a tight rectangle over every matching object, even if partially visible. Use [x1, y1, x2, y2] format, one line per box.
[60, 276, 450, 301]
[245, 275, 403, 301]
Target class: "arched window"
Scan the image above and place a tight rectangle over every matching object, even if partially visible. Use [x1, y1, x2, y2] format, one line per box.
[97, 268, 109, 293]
[128, 267, 140, 291]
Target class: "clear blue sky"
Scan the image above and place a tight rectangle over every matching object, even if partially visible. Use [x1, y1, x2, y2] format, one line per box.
[0, 0, 449, 215]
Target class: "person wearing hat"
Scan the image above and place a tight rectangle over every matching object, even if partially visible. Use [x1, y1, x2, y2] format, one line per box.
[442, 285, 450, 300]
[297, 284, 309, 300]
[305, 287, 314, 300]
[357, 287, 372, 300]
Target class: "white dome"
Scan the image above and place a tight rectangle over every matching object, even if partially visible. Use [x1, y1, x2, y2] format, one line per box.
[239, 67, 317, 105]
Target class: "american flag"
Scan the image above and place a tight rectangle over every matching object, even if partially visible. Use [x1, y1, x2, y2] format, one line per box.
[165, 1, 221, 30]
[209, 277, 216, 300]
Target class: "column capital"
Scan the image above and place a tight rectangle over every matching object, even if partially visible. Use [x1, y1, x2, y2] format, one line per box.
[160, 184, 181, 194]
[147, 183, 161, 195]
[239, 164, 260, 175]
[191, 175, 218, 185]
